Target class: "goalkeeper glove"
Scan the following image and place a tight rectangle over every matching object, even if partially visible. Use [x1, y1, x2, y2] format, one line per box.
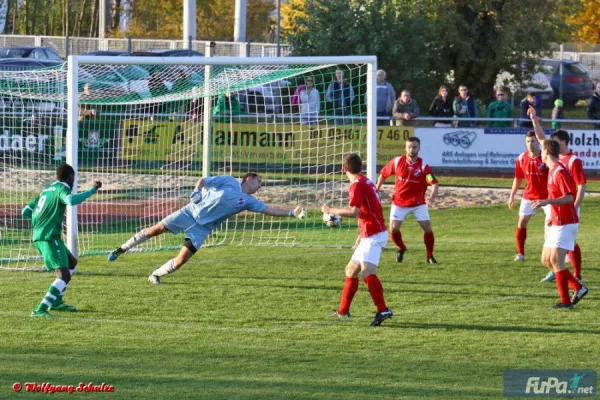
[289, 206, 306, 219]
[190, 189, 203, 204]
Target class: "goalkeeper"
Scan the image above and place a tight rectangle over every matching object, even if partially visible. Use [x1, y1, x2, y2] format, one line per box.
[108, 173, 306, 284]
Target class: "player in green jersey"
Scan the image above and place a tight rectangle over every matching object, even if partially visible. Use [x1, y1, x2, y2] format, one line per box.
[21, 163, 102, 317]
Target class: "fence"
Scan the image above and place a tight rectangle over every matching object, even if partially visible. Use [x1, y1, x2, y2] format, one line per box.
[0, 35, 292, 58]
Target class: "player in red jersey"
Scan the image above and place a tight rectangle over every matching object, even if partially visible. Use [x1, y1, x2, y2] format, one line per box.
[321, 153, 393, 327]
[377, 137, 439, 264]
[529, 107, 587, 283]
[531, 140, 588, 309]
[508, 131, 549, 261]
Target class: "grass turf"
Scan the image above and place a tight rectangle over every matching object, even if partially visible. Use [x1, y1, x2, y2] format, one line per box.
[0, 200, 599, 399]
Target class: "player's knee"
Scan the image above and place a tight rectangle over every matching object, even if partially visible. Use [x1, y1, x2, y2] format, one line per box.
[57, 268, 71, 284]
[183, 238, 198, 254]
[361, 262, 378, 277]
[68, 255, 78, 270]
[345, 262, 360, 278]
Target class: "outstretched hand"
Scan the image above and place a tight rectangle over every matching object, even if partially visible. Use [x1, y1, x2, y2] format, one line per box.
[94, 181, 102, 190]
[294, 206, 306, 220]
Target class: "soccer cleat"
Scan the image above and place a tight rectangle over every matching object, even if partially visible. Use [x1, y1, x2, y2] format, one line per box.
[107, 248, 124, 262]
[370, 309, 393, 326]
[396, 248, 406, 263]
[50, 303, 77, 311]
[31, 310, 53, 318]
[427, 256, 438, 265]
[551, 302, 573, 310]
[148, 274, 161, 285]
[513, 254, 525, 262]
[540, 271, 556, 283]
[330, 310, 351, 318]
[571, 286, 588, 306]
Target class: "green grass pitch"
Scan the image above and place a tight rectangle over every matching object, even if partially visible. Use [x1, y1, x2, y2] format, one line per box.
[0, 200, 598, 399]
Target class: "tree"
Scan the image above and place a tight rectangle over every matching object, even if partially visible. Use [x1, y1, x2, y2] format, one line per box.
[120, 0, 273, 41]
[568, 0, 600, 44]
[283, 0, 578, 105]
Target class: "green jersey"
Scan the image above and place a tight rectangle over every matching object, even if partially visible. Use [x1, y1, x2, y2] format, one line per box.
[23, 181, 97, 242]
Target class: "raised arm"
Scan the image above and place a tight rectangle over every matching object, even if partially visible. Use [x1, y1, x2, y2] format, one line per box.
[528, 106, 546, 142]
[60, 182, 101, 206]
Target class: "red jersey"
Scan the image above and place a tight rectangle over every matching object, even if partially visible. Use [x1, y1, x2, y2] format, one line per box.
[514, 151, 548, 200]
[560, 151, 586, 195]
[380, 156, 438, 207]
[547, 163, 579, 226]
[348, 174, 387, 238]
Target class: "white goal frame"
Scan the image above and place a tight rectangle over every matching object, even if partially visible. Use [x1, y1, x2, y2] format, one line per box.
[66, 55, 378, 256]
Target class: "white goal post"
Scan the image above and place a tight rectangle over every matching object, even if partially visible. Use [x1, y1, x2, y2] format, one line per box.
[1, 54, 382, 269]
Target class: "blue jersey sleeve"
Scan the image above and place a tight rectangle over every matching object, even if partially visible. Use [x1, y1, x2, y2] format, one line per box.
[204, 176, 239, 190]
[243, 195, 267, 213]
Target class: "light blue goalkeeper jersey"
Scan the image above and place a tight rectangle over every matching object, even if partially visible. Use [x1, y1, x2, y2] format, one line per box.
[190, 175, 267, 229]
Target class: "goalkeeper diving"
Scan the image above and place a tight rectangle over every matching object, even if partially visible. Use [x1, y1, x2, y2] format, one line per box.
[108, 173, 306, 284]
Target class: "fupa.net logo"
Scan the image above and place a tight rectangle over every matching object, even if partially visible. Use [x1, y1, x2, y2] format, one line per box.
[526, 373, 593, 395]
[504, 369, 597, 397]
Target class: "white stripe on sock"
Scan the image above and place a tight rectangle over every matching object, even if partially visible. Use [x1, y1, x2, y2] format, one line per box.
[51, 279, 67, 293]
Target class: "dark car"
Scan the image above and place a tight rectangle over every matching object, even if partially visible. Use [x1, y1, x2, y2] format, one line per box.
[0, 46, 63, 61]
[82, 50, 131, 56]
[131, 49, 204, 57]
[540, 59, 595, 106]
[0, 58, 63, 71]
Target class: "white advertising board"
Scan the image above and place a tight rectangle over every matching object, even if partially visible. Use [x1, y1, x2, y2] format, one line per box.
[414, 127, 600, 171]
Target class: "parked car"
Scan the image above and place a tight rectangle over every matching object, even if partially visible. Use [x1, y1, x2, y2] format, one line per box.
[82, 50, 131, 57]
[495, 70, 554, 106]
[78, 64, 151, 100]
[0, 46, 63, 61]
[131, 49, 204, 57]
[539, 59, 595, 105]
[0, 58, 63, 71]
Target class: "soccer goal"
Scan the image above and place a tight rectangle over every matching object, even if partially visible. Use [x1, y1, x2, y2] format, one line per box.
[0, 55, 386, 271]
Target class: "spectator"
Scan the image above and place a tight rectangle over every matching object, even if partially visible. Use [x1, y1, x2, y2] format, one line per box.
[326, 69, 355, 125]
[551, 99, 565, 129]
[298, 76, 320, 125]
[586, 82, 600, 129]
[486, 88, 512, 128]
[428, 85, 454, 127]
[212, 92, 241, 122]
[392, 90, 420, 127]
[453, 84, 477, 127]
[364, 69, 395, 126]
[78, 83, 97, 121]
[519, 92, 541, 128]
[291, 83, 306, 111]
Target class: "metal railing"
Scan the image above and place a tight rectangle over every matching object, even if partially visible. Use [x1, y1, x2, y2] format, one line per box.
[0, 35, 292, 58]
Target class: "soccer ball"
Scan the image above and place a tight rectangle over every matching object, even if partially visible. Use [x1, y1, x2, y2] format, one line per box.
[323, 213, 342, 227]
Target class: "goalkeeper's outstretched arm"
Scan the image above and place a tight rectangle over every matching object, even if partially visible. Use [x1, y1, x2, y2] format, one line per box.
[262, 206, 306, 219]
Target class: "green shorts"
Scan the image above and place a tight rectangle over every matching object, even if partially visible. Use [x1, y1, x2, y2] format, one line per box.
[34, 239, 69, 271]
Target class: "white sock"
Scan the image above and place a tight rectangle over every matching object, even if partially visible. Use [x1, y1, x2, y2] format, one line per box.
[121, 229, 150, 252]
[152, 259, 177, 277]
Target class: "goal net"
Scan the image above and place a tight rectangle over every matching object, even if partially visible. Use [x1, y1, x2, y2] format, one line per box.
[0, 55, 387, 271]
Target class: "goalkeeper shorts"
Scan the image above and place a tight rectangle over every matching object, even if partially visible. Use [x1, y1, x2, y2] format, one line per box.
[162, 209, 211, 251]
